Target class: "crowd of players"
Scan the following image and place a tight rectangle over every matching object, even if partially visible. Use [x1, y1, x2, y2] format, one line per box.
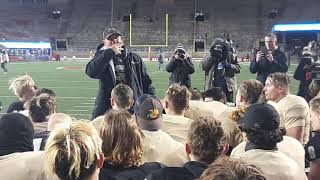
[0, 27, 320, 180]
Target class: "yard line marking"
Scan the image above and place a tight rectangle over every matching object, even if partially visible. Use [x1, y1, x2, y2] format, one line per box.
[11, 80, 93, 83]
[65, 110, 89, 112]
[0, 80, 95, 83]
[0, 86, 97, 90]
[0, 96, 90, 99]
[81, 103, 95, 105]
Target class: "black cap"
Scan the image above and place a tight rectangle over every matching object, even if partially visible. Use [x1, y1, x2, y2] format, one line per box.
[238, 103, 280, 131]
[104, 27, 122, 40]
[134, 94, 163, 131]
[174, 43, 186, 54]
[0, 113, 34, 156]
[305, 134, 320, 163]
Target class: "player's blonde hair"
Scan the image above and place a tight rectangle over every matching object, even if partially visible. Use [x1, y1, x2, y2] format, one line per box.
[100, 109, 144, 168]
[310, 96, 320, 116]
[8, 75, 35, 98]
[165, 84, 191, 114]
[45, 121, 102, 180]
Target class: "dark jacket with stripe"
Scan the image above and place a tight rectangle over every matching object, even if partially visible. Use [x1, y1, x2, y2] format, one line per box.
[85, 46, 155, 119]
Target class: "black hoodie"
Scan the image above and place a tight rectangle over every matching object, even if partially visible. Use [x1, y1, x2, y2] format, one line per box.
[0, 113, 34, 156]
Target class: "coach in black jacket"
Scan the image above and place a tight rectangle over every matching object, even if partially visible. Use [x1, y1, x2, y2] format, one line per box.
[250, 33, 288, 85]
[166, 44, 194, 88]
[85, 27, 155, 119]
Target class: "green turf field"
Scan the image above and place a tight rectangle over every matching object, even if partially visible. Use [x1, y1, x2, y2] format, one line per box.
[0, 61, 299, 119]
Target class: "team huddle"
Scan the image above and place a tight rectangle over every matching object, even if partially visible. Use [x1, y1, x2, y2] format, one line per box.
[0, 28, 320, 180]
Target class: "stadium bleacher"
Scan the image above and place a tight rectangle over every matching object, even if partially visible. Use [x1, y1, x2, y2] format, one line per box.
[0, 0, 319, 57]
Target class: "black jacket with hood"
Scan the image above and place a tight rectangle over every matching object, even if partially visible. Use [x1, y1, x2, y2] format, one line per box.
[166, 55, 194, 88]
[201, 38, 240, 91]
[86, 44, 155, 119]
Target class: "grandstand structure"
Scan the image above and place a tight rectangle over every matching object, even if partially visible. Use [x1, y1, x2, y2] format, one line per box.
[0, 0, 320, 58]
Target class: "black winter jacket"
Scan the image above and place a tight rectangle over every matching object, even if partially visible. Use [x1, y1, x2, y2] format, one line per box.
[146, 161, 208, 180]
[202, 38, 240, 91]
[86, 47, 155, 119]
[294, 57, 313, 100]
[250, 48, 288, 85]
[99, 162, 164, 180]
[166, 56, 194, 88]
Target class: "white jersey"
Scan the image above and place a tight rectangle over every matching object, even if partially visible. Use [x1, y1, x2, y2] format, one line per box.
[0, 53, 9, 63]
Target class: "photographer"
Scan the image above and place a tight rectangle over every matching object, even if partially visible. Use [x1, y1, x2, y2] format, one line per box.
[293, 47, 317, 101]
[166, 44, 194, 88]
[86, 27, 155, 119]
[202, 38, 240, 102]
[250, 33, 288, 85]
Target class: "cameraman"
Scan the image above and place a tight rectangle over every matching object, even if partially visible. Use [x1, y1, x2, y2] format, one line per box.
[293, 47, 316, 101]
[202, 38, 240, 102]
[166, 44, 194, 88]
[250, 33, 288, 85]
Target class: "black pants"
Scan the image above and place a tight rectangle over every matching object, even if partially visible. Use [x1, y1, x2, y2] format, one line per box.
[1, 62, 7, 72]
[225, 90, 233, 102]
[158, 62, 164, 70]
[213, 78, 234, 102]
[219, 83, 233, 102]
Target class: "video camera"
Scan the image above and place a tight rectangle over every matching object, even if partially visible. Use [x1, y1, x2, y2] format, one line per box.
[178, 53, 185, 59]
[175, 49, 186, 59]
[210, 44, 226, 61]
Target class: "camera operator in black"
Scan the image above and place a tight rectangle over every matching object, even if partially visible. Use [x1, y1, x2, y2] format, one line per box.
[166, 44, 195, 88]
[250, 33, 288, 85]
[202, 38, 240, 102]
[293, 47, 317, 101]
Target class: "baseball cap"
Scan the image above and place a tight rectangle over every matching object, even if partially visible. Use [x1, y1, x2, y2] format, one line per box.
[238, 103, 280, 131]
[104, 27, 122, 40]
[134, 94, 163, 131]
[305, 134, 320, 163]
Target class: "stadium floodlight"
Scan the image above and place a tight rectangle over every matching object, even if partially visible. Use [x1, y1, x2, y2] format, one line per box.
[129, 14, 168, 47]
[0, 42, 51, 49]
[273, 23, 320, 32]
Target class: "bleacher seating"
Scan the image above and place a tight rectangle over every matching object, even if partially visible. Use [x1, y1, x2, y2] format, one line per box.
[0, 0, 320, 57]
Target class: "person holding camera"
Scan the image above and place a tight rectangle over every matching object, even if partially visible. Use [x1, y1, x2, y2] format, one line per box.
[293, 46, 317, 101]
[250, 33, 288, 85]
[202, 38, 240, 102]
[86, 27, 155, 119]
[166, 44, 195, 88]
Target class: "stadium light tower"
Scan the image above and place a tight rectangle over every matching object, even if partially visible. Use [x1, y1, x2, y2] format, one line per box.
[110, 0, 114, 26]
[193, 0, 197, 52]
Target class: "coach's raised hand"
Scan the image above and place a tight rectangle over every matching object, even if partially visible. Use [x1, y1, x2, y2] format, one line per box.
[109, 43, 123, 55]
